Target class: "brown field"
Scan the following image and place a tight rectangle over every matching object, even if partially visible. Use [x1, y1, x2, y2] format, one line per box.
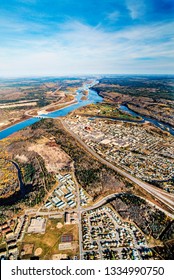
[21, 243, 34, 255]
[28, 136, 72, 172]
[34, 247, 43, 256]
[0, 108, 31, 130]
[0, 89, 25, 100]
[0, 102, 37, 108]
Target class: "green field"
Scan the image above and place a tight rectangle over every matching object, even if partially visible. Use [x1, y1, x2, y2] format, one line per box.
[20, 218, 79, 260]
[78, 103, 141, 120]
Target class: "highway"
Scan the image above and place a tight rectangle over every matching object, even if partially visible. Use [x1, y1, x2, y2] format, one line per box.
[60, 119, 174, 214]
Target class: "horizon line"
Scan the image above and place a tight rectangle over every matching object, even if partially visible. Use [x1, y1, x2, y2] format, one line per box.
[0, 73, 174, 79]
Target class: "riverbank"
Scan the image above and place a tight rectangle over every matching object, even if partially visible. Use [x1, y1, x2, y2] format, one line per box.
[126, 103, 174, 130]
[120, 104, 174, 136]
[0, 99, 78, 135]
[0, 81, 102, 140]
[0, 116, 33, 134]
[11, 160, 25, 196]
[95, 89, 174, 135]
[44, 100, 77, 113]
[0, 116, 31, 132]
[77, 114, 144, 123]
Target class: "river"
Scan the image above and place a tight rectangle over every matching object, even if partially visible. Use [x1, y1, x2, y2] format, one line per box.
[11, 161, 25, 196]
[0, 81, 173, 139]
[0, 81, 103, 140]
[120, 105, 174, 136]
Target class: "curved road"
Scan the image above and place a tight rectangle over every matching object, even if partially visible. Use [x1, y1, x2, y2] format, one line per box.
[61, 120, 174, 214]
[82, 193, 174, 219]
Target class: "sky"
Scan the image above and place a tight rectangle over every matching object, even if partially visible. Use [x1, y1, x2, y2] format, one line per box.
[0, 0, 174, 77]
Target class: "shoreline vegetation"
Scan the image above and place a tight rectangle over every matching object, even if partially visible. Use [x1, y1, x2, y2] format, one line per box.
[77, 114, 144, 123]
[1, 75, 174, 137]
[0, 88, 142, 135]
[91, 77, 174, 129]
[71, 102, 143, 122]
[95, 90, 174, 130]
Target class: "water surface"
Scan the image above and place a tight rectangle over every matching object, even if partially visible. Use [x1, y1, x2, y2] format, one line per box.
[0, 82, 102, 140]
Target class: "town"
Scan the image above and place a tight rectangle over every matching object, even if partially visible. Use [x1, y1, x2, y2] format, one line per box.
[0, 171, 156, 260]
[44, 173, 77, 210]
[65, 116, 174, 188]
[82, 206, 154, 260]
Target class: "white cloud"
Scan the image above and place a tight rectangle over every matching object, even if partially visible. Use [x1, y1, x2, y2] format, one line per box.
[106, 11, 120, 22]
[0, 20, 173, 76]
[126, 0, 145, 19]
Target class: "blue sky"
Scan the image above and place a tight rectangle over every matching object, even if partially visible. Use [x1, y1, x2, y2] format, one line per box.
[0, 0, 174, 76]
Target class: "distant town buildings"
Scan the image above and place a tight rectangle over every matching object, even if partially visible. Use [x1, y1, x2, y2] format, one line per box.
[65, 117, 174, 185]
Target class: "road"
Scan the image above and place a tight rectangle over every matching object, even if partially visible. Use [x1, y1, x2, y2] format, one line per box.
[71, 166, 83, 260]
[25, 189, 174, 219]
[25, 97, 77, 118]
[24, 166, 174, 261]
[60, 120, 174, 214]
[82, 193, 174, 219]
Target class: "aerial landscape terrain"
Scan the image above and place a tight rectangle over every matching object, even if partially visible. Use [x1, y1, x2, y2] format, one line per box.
[0, 75, 174, 260]
[0, 0, 174, 261]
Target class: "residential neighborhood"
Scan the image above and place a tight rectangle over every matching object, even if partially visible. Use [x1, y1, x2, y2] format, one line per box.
[65, 117, 174, 185]
[44, 173, 77, 210]
[81, 205, 153, 260]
